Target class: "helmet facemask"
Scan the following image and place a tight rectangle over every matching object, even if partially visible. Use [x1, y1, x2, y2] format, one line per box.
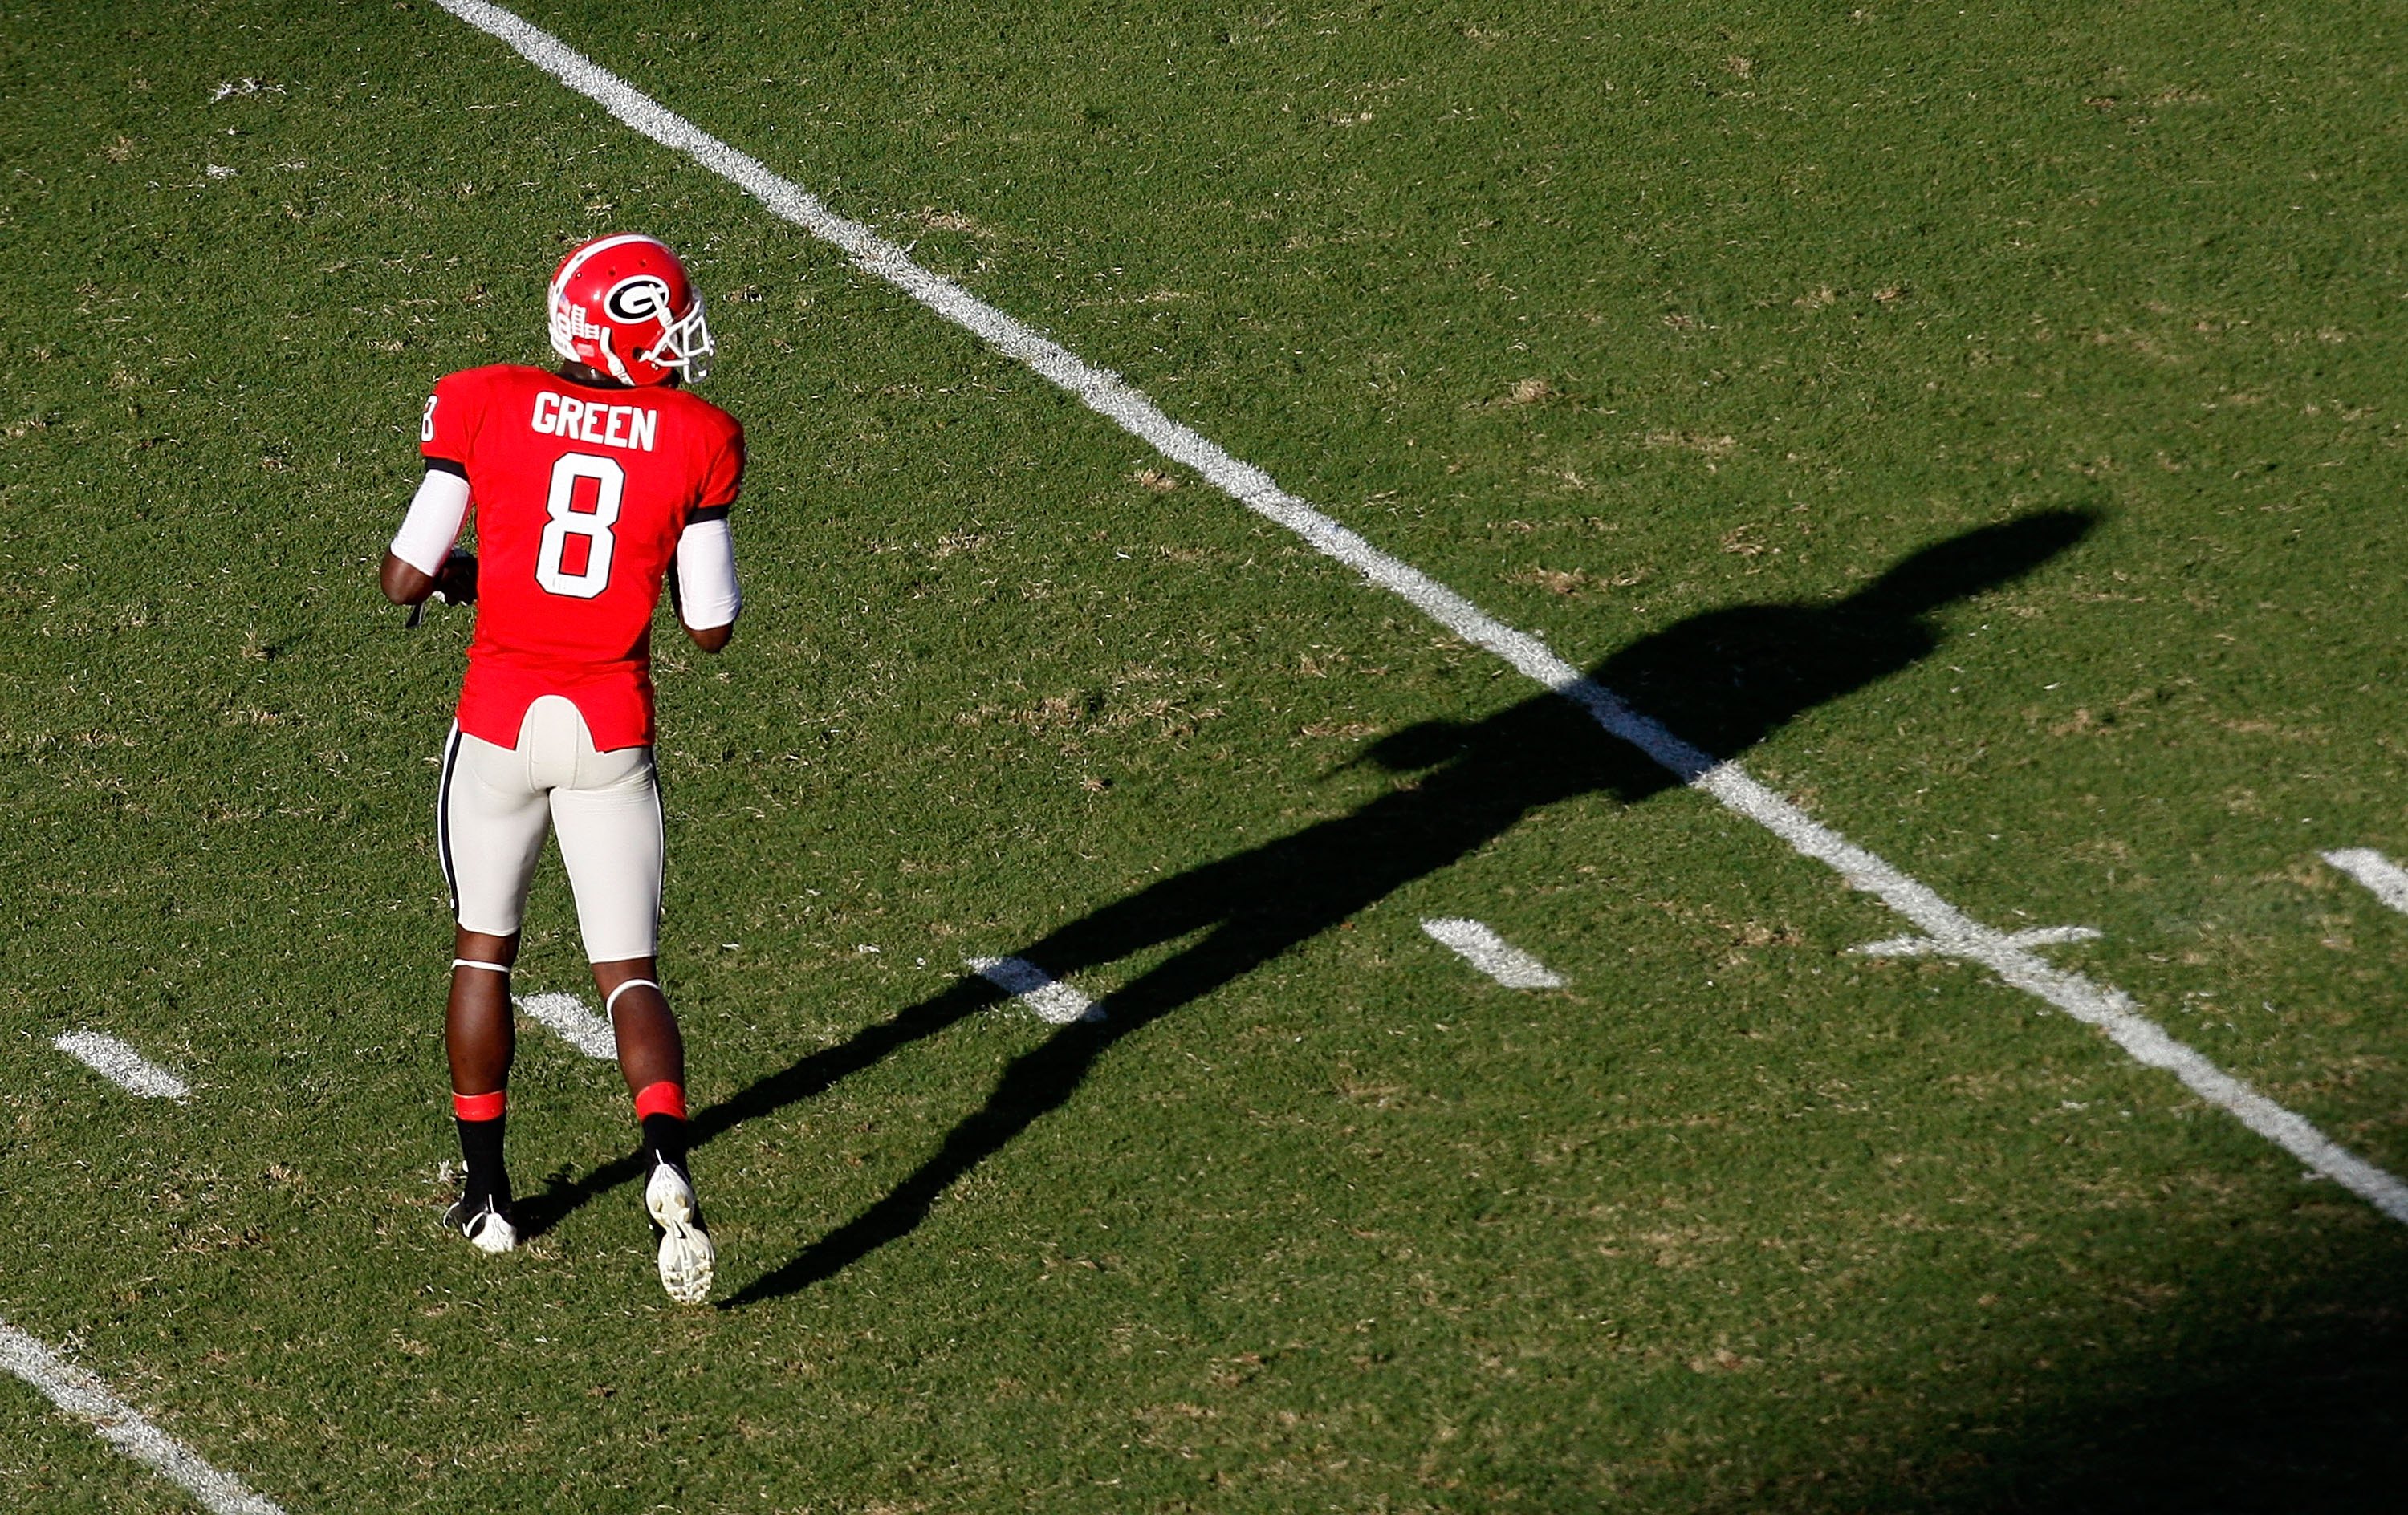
[646, 296, 714, 384]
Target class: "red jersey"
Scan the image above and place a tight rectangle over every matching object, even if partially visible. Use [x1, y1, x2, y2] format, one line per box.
[420, 364, 743, 750]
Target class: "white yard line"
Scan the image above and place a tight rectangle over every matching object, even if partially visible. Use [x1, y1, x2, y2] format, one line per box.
[2323, 848, 2408, 916]
[430, 0, 2408, 1226]
[53, 1031, 190, 1100]
[966, 957, 1104, 1025]
[515, 991, 618, 1060]
[1421, 919, 1566, 989]
[0, 1321, 287, 1515]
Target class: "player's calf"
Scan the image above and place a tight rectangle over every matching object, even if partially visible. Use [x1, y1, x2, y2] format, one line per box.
[443, 946, 519, 1253]
[599, 968, 713, 1302]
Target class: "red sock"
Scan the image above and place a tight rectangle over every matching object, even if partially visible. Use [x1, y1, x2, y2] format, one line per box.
[454, 1089, 506, 1122]
[633, 1081, 686, 1123]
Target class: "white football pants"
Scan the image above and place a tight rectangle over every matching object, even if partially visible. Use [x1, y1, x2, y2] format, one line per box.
[437, 694, 664, 962]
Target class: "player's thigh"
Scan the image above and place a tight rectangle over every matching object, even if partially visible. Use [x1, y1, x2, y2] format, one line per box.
[441, 727, 552, 934]
[549, 747, 664, 961]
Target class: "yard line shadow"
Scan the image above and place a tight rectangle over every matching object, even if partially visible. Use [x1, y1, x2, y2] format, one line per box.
[703, 508, 2095, 1305]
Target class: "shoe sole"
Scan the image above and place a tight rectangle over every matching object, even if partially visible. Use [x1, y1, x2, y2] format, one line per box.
[647, 1177, 715, 1305]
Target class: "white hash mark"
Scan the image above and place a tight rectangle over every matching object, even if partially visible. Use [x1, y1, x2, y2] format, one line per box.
[2322, 848, 2408, 916]
[52, 1032, 190, 1100]
[1853, 924, 2102, 957]
[515, 992, 617, 1060]
[966, 957, 1104, 1024]
[1420, 919, 1566, 989]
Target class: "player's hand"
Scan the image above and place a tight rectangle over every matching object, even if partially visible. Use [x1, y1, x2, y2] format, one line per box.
[433, 549, 479, 607]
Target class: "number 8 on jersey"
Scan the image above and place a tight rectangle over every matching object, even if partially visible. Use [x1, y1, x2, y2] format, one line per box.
[538, 453, 624, 599]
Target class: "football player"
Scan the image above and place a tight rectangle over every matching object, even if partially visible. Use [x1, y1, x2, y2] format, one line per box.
[380, 233, 744, 1304]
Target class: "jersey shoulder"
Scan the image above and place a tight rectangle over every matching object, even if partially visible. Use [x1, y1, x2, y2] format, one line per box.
[425, 365, 551, 464]
[657, 386, 742, 447]
[433, 363, 548, 405]
[657, 388, 744, 511]
[428, 363, 551, 428]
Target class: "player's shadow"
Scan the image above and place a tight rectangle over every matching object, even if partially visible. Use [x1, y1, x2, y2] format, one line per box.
[509, 511, 2093, 1280]
[689, 508, 2097, 1304]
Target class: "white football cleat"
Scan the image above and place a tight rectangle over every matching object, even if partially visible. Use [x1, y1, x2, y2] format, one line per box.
[645, 1160, 714, 1305]
[445, 1195, 518, 1255]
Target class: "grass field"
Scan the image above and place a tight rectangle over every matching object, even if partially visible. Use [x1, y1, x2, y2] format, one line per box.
[3, 1, 2406, 1509]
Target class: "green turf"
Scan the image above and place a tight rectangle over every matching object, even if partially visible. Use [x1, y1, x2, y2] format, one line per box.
[2, 0, 2405, 1509]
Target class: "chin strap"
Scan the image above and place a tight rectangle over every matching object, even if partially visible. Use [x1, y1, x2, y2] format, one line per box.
[601, 332, 637, 386]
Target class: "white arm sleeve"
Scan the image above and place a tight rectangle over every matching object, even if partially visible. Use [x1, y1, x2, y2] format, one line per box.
[675, 516, 742, 629]
[388, 468, 470, 576]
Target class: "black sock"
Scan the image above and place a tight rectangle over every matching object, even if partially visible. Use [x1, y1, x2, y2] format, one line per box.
[641, 1112, 689, 1172]
[456, 1115, 510, 1209]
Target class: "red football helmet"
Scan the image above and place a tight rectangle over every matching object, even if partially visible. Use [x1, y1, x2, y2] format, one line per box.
[546, 233, 714, 386]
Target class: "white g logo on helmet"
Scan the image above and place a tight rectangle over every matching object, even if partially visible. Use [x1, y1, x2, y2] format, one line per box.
[603, 275, 675, 326]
